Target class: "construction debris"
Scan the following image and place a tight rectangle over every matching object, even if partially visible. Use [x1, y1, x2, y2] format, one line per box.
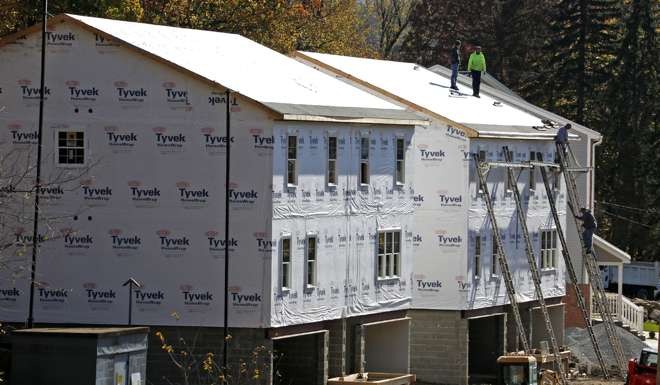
[566, 324, 646, 375]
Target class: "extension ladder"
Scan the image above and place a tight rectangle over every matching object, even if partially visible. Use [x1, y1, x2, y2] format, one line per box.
[536, 161, 610, 377]
[553, 143, 627, 375]
[473, 154, 530, 353]
[502, 146, 568, 385]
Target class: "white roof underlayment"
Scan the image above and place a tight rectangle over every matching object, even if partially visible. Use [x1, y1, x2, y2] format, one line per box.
[428, 64, 601, 139]
[65, 15, 410, 114]
[298, 51, 576, 138]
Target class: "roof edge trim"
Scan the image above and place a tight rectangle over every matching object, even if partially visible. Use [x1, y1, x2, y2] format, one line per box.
[280, 114, 428, 126]
[593, 235, 631, 264]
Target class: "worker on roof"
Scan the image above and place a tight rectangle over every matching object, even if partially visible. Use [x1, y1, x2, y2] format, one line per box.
[575, 208, 597, 253]
[450, 40, 461, 90]
[467, 45, 486, 98]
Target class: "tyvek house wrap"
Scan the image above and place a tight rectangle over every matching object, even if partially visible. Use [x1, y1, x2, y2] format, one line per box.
[0, 17, 416, 328]
[467, 140, 567, 309]
[296, 51, 567, 310]
[0, 20, 278, 327]
[269, 122, 414, 326]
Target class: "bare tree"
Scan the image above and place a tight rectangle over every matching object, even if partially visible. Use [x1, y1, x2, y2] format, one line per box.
[363, 0, 417, 59]
[0, 140, 95, 302]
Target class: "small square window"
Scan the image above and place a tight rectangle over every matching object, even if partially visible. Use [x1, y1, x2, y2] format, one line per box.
[57, 131, 85, 166]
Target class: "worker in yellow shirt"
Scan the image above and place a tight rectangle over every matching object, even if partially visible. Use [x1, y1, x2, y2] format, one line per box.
[467, 46, 486, 98]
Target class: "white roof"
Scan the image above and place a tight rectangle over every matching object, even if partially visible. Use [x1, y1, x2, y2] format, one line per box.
[299, 52, 564, 138]
[66, 15, 405, 112]
[428, 64, 601, 139]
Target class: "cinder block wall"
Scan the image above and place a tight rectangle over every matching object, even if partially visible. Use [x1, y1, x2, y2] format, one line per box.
[407, 310, 468, 385]
[327, 319, 346, 377]
[146, 327, 272, 385]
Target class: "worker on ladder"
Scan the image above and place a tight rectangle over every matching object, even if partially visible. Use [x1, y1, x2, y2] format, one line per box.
[554, 123, 571, 154]
[575, 208, 597, 253]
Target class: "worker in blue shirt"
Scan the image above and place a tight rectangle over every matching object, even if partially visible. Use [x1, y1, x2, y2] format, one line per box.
[555, 123, 571, 145]
[575, 208, 597, 253]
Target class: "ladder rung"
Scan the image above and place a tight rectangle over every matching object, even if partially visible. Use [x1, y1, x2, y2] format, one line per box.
[486, 161, 532, 168]
[529, 161, 560, 169]
[566, 167, 590, 172]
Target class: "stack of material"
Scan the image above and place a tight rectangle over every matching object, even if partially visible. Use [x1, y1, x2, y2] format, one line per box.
[565, 324, 645, 375]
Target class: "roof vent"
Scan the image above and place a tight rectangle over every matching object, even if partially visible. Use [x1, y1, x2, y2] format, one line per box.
[493, 101, 503, 107]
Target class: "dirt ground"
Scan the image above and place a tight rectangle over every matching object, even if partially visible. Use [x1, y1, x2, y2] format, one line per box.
[569, 378, 624, 385]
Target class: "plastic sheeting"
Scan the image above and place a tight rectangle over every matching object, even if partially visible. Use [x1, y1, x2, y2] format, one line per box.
[0, 20, 416, 328]
[0, 21, 274, 327]
[467, 139, 567, 309]
[269, 122, 414, 326]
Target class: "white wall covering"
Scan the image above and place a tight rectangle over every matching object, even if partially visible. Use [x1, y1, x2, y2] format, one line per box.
[270, 122, 414, 326]
[467, 140, 567, 309]
[295, 52, 568, 310]
[0, 21, 274, 327]
[409, 122, 470, 309]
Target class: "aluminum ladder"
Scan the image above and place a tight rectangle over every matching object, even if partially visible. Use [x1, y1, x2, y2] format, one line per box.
[501, 147, 568, 385]
[552, 143, 628, 375]
[536, 159, 610, 377]
[473, 153, 530, 353]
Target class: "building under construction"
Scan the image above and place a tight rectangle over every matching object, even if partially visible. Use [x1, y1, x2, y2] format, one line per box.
[0, 14, 632, 385]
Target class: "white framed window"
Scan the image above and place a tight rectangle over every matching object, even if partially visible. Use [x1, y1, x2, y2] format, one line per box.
[377, 230, 400, 279]
[281, 237, 291, 289]
[528, 151, 536, 190]
[360, 136, 369, 185]
[305, 235, 317, 287]
[491, 233, 499, 275]
[540, 229, 558, 269]
[57, 131, 85, 166]
[395, 137, 405, 185]
[474, 235, 481, 278]
[327, 136, 337, 186]
[287, 135, 297, 186]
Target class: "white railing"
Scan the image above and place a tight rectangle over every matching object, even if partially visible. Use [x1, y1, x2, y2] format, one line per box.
[592, 292, 644, 333]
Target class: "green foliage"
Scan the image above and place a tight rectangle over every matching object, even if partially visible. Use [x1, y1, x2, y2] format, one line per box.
[594, 0, 658, 259]
[399, 0, 658, 260]
[644, 321, 659, 333]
